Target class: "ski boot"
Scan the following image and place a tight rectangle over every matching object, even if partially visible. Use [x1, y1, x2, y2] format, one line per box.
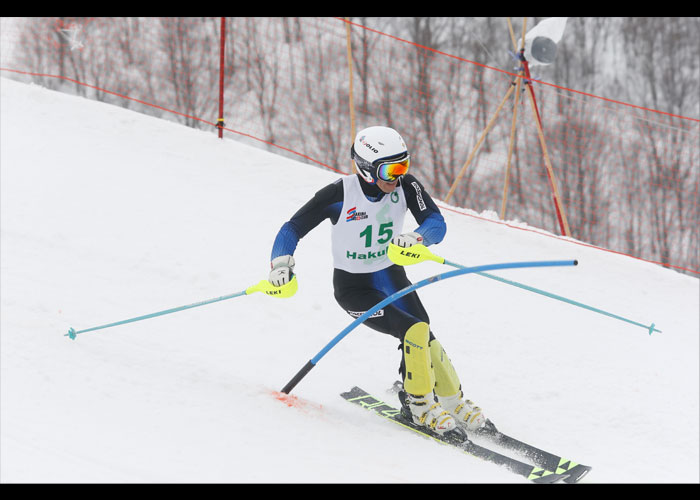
[436, 391, 487, 431]
[399, 322, 465, 440]
[398, 390, 457, 435]
[430, 339, 487, 432]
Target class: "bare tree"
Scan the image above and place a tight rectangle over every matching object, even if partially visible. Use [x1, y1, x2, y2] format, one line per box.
[158, 17, 219, 128]
[297, 20, 348, 171]
[8, 17, 697, 271]
[240, 18, 280, 143]
[618, 17, 700, 270]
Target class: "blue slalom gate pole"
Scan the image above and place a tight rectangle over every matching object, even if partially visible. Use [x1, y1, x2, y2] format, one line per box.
[280, 259, 577, 394]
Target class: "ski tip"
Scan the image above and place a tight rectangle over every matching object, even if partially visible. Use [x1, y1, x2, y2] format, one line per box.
[530, 471, 571, 484]
[562, 465, 593, 483]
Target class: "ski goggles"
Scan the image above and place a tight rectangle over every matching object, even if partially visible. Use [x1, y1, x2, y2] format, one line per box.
[375, 155, 410, 182]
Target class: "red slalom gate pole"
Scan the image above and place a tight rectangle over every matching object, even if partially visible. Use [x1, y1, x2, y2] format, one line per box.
[521, 54, 571, 237]
[217, 17, 226, 139]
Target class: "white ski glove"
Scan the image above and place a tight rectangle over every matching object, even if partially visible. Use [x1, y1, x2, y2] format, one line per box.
[269, 255, 295, 287]
[392, 231, 424, 248]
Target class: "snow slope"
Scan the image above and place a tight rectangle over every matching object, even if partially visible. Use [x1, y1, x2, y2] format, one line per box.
[1, 77, 698, 483]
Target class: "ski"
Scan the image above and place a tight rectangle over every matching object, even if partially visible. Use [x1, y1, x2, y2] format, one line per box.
[388, 380, 592, 483]
[472, 420, 592, 483]
[341, 386, 572, 484]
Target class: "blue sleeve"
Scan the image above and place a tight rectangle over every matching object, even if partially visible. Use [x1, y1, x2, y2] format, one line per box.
[401, 175, 446, 246]
[415, 212, 446, 246]
[271, 221, 303, 259]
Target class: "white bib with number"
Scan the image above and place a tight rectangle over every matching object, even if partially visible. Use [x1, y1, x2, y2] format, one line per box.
[332, 175, 407, 273]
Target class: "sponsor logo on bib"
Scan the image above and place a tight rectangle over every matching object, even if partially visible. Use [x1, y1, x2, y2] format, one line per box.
[346, 207, 368, 222]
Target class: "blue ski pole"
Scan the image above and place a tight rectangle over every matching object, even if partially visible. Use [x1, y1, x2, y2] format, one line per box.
[390, 244, 661, 335]
[65, 276, 298, 340]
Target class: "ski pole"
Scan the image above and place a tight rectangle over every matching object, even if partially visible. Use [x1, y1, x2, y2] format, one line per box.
[388, 244, 661, 335]
[280, 258, 577, 394]
[65, 276, 298, 340]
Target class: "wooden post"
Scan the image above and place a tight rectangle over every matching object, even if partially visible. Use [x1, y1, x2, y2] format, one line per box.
[441, 17, 572, 239]
[501, 18, 527, 220]
[444, 84, 516, 204]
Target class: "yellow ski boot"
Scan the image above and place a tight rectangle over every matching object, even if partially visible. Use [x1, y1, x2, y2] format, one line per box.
[430, 339, 487, 432]
[398, 322, 456, 436]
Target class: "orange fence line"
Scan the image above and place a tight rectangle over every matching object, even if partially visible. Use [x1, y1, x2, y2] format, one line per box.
[340, 18, 700, 125]
[0, 67, 346, 175]
[437, 204, 700, 276]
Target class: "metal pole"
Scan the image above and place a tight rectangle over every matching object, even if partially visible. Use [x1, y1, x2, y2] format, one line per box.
[217, 17, 226, 139]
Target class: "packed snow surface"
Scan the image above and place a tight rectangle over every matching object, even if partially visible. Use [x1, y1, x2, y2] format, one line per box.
[1, 78, 698, 483]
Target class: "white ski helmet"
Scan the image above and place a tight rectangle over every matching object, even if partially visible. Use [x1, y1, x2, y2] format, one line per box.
[351, 126, 410, 184]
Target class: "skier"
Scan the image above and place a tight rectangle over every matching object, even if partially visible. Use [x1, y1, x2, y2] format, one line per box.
[268, 126, 486, 436]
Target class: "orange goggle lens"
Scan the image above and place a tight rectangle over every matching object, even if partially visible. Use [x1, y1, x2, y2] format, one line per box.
[376, 157, 410, 181]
